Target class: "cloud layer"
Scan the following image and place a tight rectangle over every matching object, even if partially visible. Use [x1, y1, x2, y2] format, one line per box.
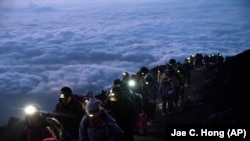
[0, 0, 250, 125]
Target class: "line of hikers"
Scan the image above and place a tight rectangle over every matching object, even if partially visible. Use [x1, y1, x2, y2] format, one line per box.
[21, 57, 192, 141]
[3, 53, 224, 141]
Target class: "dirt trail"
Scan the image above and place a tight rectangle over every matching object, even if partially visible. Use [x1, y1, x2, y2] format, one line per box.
[134, 69, 205, 141]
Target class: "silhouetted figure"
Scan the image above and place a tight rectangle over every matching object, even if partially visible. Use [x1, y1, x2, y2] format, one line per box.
[54, 86, 85, 141]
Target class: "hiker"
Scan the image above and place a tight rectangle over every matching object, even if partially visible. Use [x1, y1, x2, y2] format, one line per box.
[165, 68, 182, 107]
[53, 86, 85, 141]
[23, 104, 59, 141]
[159, 75, 175, 116]
[104, 85, 137, 141]
[79, 98, 124, 141]
[142, 73, 159, 122]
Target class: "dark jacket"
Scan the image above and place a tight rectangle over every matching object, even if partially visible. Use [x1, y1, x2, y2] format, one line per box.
[105, 97, 137, 141]
[54, 96, 85, 141]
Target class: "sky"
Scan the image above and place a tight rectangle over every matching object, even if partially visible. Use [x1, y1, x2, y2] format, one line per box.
[0, 0, 250, 126]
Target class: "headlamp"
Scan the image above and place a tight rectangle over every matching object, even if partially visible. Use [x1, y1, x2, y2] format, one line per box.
[128, 80, 136, 87]
[145, 81, 149, 85]
[88, 114, 94, 117]
[59, 93, 66, 99]
[109, 93, 115, 97]
[85, 99, 89, 103]
[109, 93, 117, 101]
[24, 105, 38, 115]
[87, 109, 100, 118]
[123, 72, 126, 76]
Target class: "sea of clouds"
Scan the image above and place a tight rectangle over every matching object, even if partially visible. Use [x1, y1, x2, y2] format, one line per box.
[0, 0, 250, 125]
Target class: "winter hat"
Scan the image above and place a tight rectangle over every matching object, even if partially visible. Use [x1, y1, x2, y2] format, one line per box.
[140, 67, 149, 75]
[83, 90, 94, 98]
[86, 98, 101, 116]
[109, 85, 124, 102]
[59, 86, 72, 99]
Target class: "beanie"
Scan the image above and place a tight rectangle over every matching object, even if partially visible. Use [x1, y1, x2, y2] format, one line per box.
[86, 98, 101, 116]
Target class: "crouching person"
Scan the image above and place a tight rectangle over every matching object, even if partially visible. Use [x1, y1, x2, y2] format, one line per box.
[79, 98, 124, 141]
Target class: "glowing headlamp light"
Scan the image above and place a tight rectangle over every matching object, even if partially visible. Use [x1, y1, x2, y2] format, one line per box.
[145, 81, 149, 85]
[85, 99, 89, 103]
[123, 72, 126, 76]
[87, 109, 100, 118]
[109, 93, 115, 97]
[24, 105, 38, 115]
[59, 93, 66, 99]
[88, 114, 94, 117]
[128, 80, 136, 87]
[109, 92, 117, 101]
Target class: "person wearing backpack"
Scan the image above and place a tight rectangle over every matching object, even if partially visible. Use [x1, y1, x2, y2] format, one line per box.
[166, 68, 182, 107]
[79, 98, 124, 141]
[159, 75, 175, 117]
[142, 73, 159, 122]
[104, 85, 137, 141]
